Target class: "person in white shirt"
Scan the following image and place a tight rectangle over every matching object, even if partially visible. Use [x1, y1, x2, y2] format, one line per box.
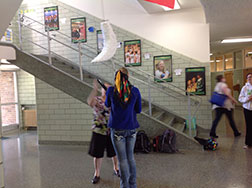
[155, 61, 169, 80]
[239, 73, 252, 149]
[210, 75, 241, 138]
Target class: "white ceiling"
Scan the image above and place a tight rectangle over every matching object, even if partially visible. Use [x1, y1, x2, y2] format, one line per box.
[200, 0, 252, 54]
[138, 0, 252, 55]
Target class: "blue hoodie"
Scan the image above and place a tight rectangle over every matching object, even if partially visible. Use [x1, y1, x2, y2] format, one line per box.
[105, 86, 142, 130]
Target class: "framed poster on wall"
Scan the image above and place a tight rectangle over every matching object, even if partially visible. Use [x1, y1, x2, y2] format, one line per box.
[97, 30, 104, 53]
[44, 6, 59, 31]
[71, 17, 87, 43]
[185, 67, 206, 95]
[124, 40, 141, 67]
[153, 55, 172, 82]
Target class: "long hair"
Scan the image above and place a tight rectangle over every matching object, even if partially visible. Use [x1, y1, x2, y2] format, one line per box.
[114, 67, 132, 108]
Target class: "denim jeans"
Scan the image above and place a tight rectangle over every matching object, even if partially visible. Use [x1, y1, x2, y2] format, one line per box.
[111, 129, 137, 188]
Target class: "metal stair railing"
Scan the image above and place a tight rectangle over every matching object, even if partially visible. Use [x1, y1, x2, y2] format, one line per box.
[13, 14, 201, 136]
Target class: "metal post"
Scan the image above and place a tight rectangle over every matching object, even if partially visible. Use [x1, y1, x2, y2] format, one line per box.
[188, 93, 192, 137]
[78, 42, 83, 81]
[47, 28, 52, 65]
[148, 75, 152, 116]
[18, 13, 23, 50]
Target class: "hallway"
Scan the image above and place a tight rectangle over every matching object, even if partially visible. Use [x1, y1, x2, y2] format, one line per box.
[2, 129, 252, 188]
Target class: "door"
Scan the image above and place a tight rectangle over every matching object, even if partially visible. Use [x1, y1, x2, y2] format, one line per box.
[224, 71, 233, 96]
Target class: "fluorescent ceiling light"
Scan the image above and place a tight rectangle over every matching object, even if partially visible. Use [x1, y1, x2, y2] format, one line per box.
[210, 60, 214, 62]
[216, 60, 221, 62]
[161, 0, 180, 11]
[248, 51, 252, 54]
[221, 38, 252, 43]
[210, 53, 213, 56]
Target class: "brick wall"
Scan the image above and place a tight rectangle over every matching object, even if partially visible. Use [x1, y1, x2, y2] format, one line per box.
[0, 72, 17, 125]
[10, 0, 213, 143]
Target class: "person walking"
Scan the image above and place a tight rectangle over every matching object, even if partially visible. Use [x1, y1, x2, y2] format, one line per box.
[210, 75, 241, 138]
[87, 80, 119, 184]
[105, 67, 142, 188]
[239, 73, 252, 149]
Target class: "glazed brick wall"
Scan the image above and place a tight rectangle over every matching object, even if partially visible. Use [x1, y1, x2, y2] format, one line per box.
[10, 0, 212, 143]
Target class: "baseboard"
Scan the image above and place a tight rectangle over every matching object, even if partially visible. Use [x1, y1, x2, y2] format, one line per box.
[38, 140, 90, 145]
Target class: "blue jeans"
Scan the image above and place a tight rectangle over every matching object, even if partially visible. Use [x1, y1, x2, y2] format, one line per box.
[111, 129, 137, 188]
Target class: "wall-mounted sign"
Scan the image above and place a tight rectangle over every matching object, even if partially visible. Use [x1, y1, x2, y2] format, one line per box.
[124, 40, 141, 67]
[153, 55, 172, 82]
[185, 67, 206, 95]
[71, 17, 87, 43]
[44, 6, 59, 31]
[174, 69, 182, 76]
[1, 29, 12, 42]
[97, 30, 104, 54]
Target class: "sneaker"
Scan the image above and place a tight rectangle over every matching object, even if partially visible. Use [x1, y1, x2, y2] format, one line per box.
[243, 145, 248, 149]
[234, 132, 241, 137]
[210, 134, 219, 138]
[114, 170, 120, 177]
[91, 176, 100, 184]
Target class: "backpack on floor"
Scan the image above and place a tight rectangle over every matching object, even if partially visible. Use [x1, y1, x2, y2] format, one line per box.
[160, 129, 177, 153]
[134, 130, 151, 153]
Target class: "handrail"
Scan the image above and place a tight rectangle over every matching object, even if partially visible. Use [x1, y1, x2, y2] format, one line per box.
[21, 14, 202, 101]
[17, 14, 202, 135]
[20, 22, 83, 55]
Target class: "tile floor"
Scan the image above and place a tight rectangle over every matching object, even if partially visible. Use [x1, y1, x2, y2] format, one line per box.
[1, 107, 252, 188]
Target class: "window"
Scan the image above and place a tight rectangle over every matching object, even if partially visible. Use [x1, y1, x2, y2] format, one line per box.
[245, 48, 252, 68]
[210, 57, 215, 72]
[234, 51, 243, 69]
[224, 53, 233, 70]
[216, 56, 224, 72]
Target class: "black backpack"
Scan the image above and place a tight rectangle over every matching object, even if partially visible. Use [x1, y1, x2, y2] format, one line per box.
[134, 130, 151, 153]
[159, 129, 177, 153]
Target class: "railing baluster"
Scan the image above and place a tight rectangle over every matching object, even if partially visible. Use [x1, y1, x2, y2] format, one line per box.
[148, 75, 152, 116]
[18, 14, 22, 50]
[47, 28, 52, 65]
[78, 42, 83, 81]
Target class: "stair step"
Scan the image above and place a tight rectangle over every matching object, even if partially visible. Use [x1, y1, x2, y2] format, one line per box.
[172, 123, 185, 132]
[152, 110, 165, 119]
[159, 115, 175, 125]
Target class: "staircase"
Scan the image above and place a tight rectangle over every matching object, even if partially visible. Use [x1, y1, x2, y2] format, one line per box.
[2, 9, 209, 149]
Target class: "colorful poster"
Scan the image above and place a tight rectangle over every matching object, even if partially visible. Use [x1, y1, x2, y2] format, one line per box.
[124, 40, 141, 67]
[185, 67, 206, 95]
[153, 55, 172, 82]
[1, 29, 12, 42]
[97, 30, 104, 53]
[44, 6, 59, 31]
[71, 17, 87, 43]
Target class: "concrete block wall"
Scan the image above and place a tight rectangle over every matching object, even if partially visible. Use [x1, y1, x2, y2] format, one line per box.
[35, 78, 92, 143]
[17, 70, 36, 128]
[17, 70, 36, 105]
[10, 0, 213, 144]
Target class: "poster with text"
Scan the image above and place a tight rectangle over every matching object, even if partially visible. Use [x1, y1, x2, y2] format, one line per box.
[153, 55, 172, 82]
[97, 30, 104, 53]
[71, 17, 87, 43]
[185, 67, 206, 95]
[124, 40, 141, 67]
[1, 29, 12, 42]
[44, 6, 59, 31]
